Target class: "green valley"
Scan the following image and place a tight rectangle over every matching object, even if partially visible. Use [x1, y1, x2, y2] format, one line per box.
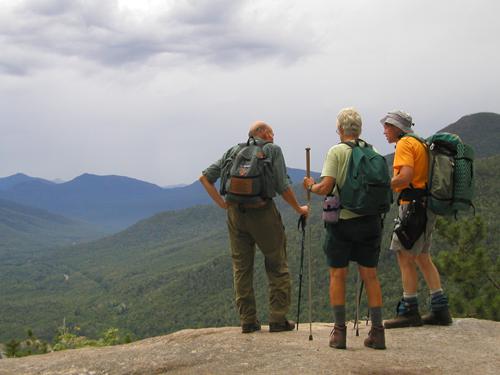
[0, 113, 499, 345]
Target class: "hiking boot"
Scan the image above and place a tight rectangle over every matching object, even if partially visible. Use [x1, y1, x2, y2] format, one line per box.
[384, 310, 423, 329]
[384, 299, 423, 329]
[422, 309, 453, 326]
[364, 325, 386, 350]
[329, 324, 346, 349]
[241, 321, 261, 334]
[269, 319, 295, 332]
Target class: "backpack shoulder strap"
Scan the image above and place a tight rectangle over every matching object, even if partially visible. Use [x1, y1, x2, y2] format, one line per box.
[400, 133, 429, 155]
[230, 143, 246, 157]
[399, 133, 430, 195]
[341, 141, 357, 148]
[401, 133, 426, 145]
[357, 138, 372, 148]
[341, 138, 372, 149]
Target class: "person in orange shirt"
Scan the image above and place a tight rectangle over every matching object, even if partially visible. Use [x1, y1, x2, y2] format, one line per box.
[381, 110, 452, 328]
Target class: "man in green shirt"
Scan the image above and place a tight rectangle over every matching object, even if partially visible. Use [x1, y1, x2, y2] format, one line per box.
[303, 108, 386, 350]
[200, 121, 308, 333]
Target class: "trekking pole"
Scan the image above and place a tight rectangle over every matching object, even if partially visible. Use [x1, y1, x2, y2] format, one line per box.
[296, 215, 306, 330]
[306, 147, 313, 341]
[354, 274, 364, 336]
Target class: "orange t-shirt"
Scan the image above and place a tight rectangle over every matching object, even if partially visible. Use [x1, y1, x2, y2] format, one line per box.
[393, 136, 428, 193]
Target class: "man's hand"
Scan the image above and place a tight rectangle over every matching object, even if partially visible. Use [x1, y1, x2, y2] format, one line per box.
[297, 204, 309, 217]
[199, 174, 228, 210]
[391, 166, 414, 190]
[302, 176, 335, 196]
[303, 177, 314, 191]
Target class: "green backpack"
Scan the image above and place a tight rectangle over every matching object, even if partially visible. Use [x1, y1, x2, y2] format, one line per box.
[404, 133, 475, 216]
[219, 137, 274, 204]
[339, 140, 392, 215]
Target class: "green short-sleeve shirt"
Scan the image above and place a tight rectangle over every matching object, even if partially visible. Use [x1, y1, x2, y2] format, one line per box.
[202, 139, 292, 196]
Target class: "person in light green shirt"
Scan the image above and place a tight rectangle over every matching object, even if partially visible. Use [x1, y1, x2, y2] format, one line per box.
[320, 142, 362, 220]
[303, 107, 386, 350]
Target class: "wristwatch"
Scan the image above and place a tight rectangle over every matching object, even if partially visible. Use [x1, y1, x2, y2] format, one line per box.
[307, 184, 314, 192]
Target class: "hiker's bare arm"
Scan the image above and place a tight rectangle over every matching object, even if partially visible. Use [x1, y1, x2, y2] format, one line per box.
[303, 176, 335, 195]
[391, 166, 414, 190]
[281, 187, 309, 217]
[199, 175, 228, 209]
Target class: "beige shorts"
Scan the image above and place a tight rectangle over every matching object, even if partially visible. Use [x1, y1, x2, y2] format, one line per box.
[389, 205, 437, 255]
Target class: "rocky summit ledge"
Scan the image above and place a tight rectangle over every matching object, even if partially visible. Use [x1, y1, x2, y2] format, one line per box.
[0, 318, 498, 375]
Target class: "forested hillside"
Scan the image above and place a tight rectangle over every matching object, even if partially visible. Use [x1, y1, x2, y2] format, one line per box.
[0, 113, 498, 345]
[0, 198, 103, 259]
[1, 154, 498, 343]
[439, 112, 500, 158]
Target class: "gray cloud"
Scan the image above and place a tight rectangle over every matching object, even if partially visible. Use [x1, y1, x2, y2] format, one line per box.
[0, 0, 316, 75]
[26, 0, 82, 16]
[0, 61, 27, 76]
[0, 0, 499, 186]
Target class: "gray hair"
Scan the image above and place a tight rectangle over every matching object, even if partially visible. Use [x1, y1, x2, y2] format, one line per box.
[337, 107, 362, 136]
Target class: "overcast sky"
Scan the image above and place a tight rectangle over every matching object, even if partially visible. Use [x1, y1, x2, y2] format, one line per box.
[1, 0, 499, 186]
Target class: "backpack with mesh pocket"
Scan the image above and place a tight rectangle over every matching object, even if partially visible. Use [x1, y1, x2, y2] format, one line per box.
[404, 132, 475, 216]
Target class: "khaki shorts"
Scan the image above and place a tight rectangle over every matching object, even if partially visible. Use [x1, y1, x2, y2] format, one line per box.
[389, 205, 437, 255]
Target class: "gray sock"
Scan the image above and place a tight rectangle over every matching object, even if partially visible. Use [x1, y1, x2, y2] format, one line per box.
[370, 306, 383, 327]
[333, 305, 346, 326]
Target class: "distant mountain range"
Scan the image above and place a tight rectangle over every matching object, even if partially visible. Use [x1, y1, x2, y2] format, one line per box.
[0, 112, 497, 234]
[0, 173, 55, 190]
[0, 111, 499, 343]
[0, 173, 206, 231]
[0, 168, 320, 232]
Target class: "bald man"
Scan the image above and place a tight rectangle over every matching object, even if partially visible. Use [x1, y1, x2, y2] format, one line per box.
[200, 121, 308, 333]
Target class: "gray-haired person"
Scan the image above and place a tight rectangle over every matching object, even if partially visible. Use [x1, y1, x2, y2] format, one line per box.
[303, 108, 386, 350]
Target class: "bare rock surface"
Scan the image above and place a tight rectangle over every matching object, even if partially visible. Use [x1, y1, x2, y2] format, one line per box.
[0, 318, 498, 375]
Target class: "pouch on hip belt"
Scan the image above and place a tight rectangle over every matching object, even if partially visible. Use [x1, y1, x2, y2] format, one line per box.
[322, 195, 341, 224]
[394, 200, 427, 249]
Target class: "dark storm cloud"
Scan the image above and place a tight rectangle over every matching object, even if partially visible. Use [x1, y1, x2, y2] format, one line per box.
[0, 0, 314, 75]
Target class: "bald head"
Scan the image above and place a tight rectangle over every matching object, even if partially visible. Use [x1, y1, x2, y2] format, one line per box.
[248, 121, 270, 137]
[248, 121, 274, 142]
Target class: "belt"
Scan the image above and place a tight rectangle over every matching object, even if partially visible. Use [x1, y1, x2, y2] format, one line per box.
[398, 188, 427, 205]
[228, 200, 270, 209]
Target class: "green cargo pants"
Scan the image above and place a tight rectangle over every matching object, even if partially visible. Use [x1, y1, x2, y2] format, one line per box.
[227, 200, 291, 324]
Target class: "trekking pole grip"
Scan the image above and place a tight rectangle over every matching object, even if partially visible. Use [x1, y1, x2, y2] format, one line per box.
[306, 147, 311, 201]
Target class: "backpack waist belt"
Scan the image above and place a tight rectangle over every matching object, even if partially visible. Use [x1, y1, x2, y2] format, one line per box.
[228, 199, 271, 209]
[398, 188, 427, 204]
